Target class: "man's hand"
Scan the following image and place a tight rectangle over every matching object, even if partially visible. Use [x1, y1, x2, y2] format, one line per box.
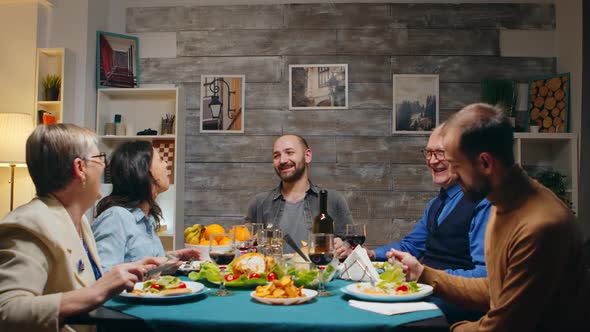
[334, 237, 352, 261]
[386, 248, 424, 281]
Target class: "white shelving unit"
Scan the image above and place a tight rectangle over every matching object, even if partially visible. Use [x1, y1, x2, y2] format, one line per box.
[95, 87, 185, 251]
[34, 48, 65, 125]
[514, 133, 578, 215]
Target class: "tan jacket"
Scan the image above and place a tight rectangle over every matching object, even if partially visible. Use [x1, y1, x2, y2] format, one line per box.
[420, 166, 590, 331]
[0, 195, 102, 332]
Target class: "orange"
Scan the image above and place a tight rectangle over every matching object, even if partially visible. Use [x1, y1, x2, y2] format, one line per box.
[229, 225, 251, 242]
[199, 238, 219, 246]
[218, 236, 231, 245]
[204, 224, 226, 242]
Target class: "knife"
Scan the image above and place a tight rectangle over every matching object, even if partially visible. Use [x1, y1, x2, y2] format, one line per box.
[283, 233, 310, 262]
[144, 261, 179, 278]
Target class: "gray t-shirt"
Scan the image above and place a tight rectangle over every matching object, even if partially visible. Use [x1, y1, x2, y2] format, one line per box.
[278, 199, 307, 254]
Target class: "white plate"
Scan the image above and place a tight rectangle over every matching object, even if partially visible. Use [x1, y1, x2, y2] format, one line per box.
[341, 282, 433, 302]
[118, 281, 207, 302]
[250, 288, 318, 305]
[178, 260, 203, 272]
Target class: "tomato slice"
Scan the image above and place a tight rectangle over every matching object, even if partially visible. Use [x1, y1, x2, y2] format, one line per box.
[225, 274, 239, 282]
[395, 284, 409, 292]
[248, 273, 261, 279]
[267, 272, 277, 281]
[176, 282, 187, 289]
[150, 284, 161, 290]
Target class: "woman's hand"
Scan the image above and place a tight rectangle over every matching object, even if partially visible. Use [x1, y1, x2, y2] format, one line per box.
[170, 247, 201, 261]
[386, 248, 424, 281]
[92, 257, 166, 300]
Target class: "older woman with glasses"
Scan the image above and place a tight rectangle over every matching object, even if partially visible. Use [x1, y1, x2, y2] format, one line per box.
[0, 124, 164, 332]
[92, 141, 200, 273]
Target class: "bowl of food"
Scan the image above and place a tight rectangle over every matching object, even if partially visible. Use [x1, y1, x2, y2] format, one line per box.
[283, 256, 338, 289]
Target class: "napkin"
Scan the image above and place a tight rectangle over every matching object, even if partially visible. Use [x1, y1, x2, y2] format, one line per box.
[338, 246, 380, 282]
[349, 300, 439, 316]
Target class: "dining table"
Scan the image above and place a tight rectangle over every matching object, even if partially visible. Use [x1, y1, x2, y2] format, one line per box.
[67, 277, 449, 332]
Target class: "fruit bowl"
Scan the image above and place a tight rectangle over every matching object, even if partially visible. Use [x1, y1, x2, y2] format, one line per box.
[184, 243, 233, 261]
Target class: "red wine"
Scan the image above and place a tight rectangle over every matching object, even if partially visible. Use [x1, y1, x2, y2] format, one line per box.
[309, 253, 334, 266]
[209, 252, 235, 265]
[346, 235, 366, 247]
[312, 190, 334, 234]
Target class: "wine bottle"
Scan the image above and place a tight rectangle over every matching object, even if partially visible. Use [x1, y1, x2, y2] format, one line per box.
[312, 190, 334, 234]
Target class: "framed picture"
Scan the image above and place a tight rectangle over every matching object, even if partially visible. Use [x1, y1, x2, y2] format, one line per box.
[527, 72, 570, 133]
[289, 64, 348, 110]
[392, 74, 439, 133]
[200, 75, 245, 133]
[96, 31, 139, 88]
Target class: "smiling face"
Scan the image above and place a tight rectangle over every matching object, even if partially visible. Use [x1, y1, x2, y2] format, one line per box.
[444, 128, 491, 202]
[425, 128, 456, 189]
[272, 135, 311, 183]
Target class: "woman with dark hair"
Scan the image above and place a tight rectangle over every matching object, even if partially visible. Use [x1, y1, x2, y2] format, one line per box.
[0, 124, 164, 332]
[92, 141, 199, 272]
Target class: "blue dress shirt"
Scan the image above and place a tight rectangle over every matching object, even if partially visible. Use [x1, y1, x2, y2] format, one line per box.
[92, 206, 165, 272]
[373, 184, 491, 278]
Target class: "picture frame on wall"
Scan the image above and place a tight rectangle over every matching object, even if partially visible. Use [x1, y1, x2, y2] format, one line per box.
[527, 72, 570, 133]
[392, 74, 439, 134]
[289, 64, 348, 110]
[96, 31, 139, 88]
[200, 75, 245, 133]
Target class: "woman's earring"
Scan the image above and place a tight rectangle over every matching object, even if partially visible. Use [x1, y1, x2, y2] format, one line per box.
[81, 176, 86, 190]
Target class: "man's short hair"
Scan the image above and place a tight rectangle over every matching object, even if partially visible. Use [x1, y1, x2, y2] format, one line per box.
[446, 103, 515, 167]
[279, 134, 309, 150]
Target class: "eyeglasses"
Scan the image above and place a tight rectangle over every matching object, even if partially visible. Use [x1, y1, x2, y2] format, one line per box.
[85, 152, 108, 166]
[421, 149, 445, 161]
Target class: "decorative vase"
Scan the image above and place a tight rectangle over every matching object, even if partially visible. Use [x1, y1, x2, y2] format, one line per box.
[45, 87, 60, 101]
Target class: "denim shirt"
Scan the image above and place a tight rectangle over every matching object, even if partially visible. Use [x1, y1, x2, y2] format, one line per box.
[92, 206, 165, 272]
[373, 184, 491, 278]
[245, 181, 353, 238]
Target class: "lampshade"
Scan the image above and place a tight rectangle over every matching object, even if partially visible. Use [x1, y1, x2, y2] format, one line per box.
[0, 113, 34, 165]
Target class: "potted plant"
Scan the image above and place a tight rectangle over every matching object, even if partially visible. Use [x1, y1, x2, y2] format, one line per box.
[42, 74, 61, 101]
[534, 169, 574, 214]
[481, 78, 518, 129]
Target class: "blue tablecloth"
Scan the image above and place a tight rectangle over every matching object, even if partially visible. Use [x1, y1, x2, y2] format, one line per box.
[104, 279, 444, 332]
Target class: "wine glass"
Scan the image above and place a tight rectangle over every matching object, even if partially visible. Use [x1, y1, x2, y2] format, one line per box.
[244, 222, 264, 253]
[209, 232, 236, 296]
[308, 233, 335, 297]
[345, 224, 367, 250]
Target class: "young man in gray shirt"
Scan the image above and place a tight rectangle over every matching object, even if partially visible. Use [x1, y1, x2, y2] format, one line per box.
[245, 134, 353, 253]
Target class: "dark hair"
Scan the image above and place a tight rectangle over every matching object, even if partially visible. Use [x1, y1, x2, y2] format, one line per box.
[448, 103, 515, 167]
[95, 141, 162, 227]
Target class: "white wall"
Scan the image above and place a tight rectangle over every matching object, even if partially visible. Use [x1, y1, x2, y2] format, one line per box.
[41, 0, 109, 129]
[0, 2, 38, 115]
[0, 1, 40, 218]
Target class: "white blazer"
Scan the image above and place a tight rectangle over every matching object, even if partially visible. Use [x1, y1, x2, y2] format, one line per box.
[0, 195, 102, 332]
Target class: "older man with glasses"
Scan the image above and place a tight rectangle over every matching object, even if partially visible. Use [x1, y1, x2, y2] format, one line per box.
[346, 124, 492, 324]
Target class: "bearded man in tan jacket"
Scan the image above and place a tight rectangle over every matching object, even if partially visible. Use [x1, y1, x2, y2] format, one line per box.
[388, 103, 590, 331]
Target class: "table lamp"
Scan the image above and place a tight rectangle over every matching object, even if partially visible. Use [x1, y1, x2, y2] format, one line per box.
[0, 113, 34, 211]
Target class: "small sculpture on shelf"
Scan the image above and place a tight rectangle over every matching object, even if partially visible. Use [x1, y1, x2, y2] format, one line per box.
[137, 128, 157, 136]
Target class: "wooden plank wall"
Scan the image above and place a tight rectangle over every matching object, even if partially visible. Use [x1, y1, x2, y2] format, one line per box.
[127, 3, 555, 247]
